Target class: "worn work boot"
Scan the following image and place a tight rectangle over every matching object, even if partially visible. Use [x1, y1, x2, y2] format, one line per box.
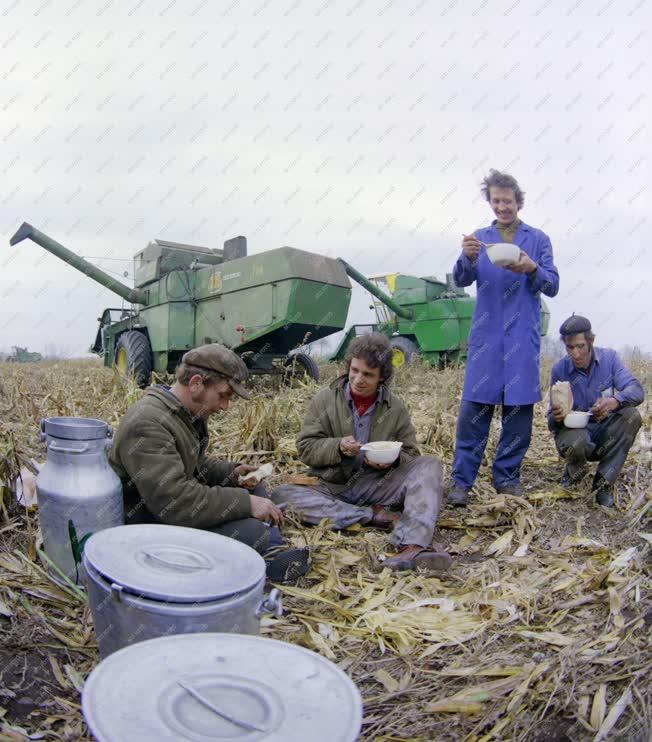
[369, 504, 400, 530]
[592, 475, 615, 507]
[447, 485, 470, 507]
[495, 483, 523, 497]
[560, 463, 588, 489]
[383, 544, 452, 572]
[265, 547, 310, 583]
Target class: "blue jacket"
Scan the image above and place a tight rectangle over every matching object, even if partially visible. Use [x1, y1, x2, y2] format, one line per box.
[453, 220, 559, 405]
[547, 347, 644, 429]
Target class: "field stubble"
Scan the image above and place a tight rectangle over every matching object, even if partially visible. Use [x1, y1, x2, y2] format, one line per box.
[0, 358, 650, 742]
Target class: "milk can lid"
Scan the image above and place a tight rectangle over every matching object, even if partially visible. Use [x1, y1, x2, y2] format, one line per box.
[83, 525, 266, 603]
[41, 416, 109, 440]
[82, 633, 363, 742]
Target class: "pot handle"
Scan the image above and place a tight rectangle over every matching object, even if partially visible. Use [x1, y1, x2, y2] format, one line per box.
[255, 588, 283, 618]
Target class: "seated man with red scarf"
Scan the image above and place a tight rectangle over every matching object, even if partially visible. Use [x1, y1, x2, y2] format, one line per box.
[272, 333, 450, 571]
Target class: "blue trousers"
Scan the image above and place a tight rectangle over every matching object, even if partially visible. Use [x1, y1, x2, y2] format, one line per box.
[452, 400, 534, 490]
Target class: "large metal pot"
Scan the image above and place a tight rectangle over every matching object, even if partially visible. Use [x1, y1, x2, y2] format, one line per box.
[36, 416, 124, 584]
[83, 524, 282, 658]
[82, 632, 362, 741]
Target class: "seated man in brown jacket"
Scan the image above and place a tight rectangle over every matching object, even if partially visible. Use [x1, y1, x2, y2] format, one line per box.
[272, 333, 451, 571]
[109, 343, 308, 582]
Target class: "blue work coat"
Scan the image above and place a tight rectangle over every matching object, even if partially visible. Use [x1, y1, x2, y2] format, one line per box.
[453, 220, 559, 406]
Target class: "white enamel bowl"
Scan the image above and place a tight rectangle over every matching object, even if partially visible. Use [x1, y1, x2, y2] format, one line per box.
[486, 242, 520, 266]
[564, 411, 591, 428]
[360, 441, 403, 465]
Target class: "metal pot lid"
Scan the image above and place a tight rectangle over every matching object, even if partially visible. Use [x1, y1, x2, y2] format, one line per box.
[41, 416, 109, 440]
[83, 525, 266, 603]
[82, 633, 362, 742]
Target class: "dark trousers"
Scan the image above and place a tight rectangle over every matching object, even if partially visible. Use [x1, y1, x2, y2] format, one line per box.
[452, 400, 534, 490]
[125, 482, 278, 554]
[208, 518, 272, 554]
[553, 407, 642, 484]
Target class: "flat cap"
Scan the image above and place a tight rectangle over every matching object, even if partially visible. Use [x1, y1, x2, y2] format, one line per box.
[182, 344, 251, 399]
[559, 314, 591, 336]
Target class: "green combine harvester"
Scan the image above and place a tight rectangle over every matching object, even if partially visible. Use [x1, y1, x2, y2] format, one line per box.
[333, 262, 550, 368]
[10, 223, 352, 385]
[334, 264, 473, 368]
[9, 222, 549, 385]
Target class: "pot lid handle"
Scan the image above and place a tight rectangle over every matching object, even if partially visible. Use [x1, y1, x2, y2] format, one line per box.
[141, 550, 212, 573]
[177, 681, 268, 733]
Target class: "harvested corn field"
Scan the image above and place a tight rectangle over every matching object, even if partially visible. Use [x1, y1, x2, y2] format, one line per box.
[1, 358, 651, 741]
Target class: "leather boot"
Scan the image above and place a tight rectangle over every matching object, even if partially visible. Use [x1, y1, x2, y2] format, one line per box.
[592, 474, 615, 507]
[560, 463, 588, 489]
[494, 483, 523, 497]
[447, 486, 470, 507]
[383, 544, 452, 572]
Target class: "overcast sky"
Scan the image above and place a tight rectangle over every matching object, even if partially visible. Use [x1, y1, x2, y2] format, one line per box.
[0, 0, 649, 357]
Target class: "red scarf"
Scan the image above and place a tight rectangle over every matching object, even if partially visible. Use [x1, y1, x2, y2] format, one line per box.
[350, 390, 377, 416]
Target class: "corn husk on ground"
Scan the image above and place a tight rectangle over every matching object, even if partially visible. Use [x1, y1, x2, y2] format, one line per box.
[0, 358, 650, 741]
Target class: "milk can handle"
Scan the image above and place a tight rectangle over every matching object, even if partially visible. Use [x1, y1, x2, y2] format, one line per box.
[38, 420, 113, 441]
[255, 588, 283, 618]
[49, 441, 90, 454]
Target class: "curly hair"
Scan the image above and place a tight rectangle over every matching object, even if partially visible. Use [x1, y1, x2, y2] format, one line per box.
[480, 169, 525, 210]
[344, 333, 394, 383]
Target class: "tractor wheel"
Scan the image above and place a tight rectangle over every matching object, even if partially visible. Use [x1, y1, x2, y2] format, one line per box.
[284, 353, 319, 383]
[114, 331, 153, 388]
[390, 337, 419, 368]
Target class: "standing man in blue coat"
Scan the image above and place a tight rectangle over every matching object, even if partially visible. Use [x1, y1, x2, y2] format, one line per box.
[449, 170, 560, 505]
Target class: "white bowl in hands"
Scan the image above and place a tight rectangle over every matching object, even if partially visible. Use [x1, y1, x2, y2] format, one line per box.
[486, 242, 520, 267]
[360, 441, 403, 465]
[563, 411, 591, 428]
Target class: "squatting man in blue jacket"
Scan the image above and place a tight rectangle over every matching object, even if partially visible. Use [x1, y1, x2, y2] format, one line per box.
[548, 315, 644, 507]
[448, 170, 560, 505]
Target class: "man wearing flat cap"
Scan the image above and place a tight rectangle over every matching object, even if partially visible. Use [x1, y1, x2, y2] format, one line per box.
[110, 343, 308, 580]
[548, 315, 644, 506]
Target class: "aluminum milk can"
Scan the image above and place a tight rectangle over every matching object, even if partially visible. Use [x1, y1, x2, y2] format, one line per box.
[36, 417, 124, 584]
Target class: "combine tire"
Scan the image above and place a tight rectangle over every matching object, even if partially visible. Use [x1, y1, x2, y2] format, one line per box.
[390, 337, 419, 368]
[284, 353, 319, 383]
[114, 331, 153, 387]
